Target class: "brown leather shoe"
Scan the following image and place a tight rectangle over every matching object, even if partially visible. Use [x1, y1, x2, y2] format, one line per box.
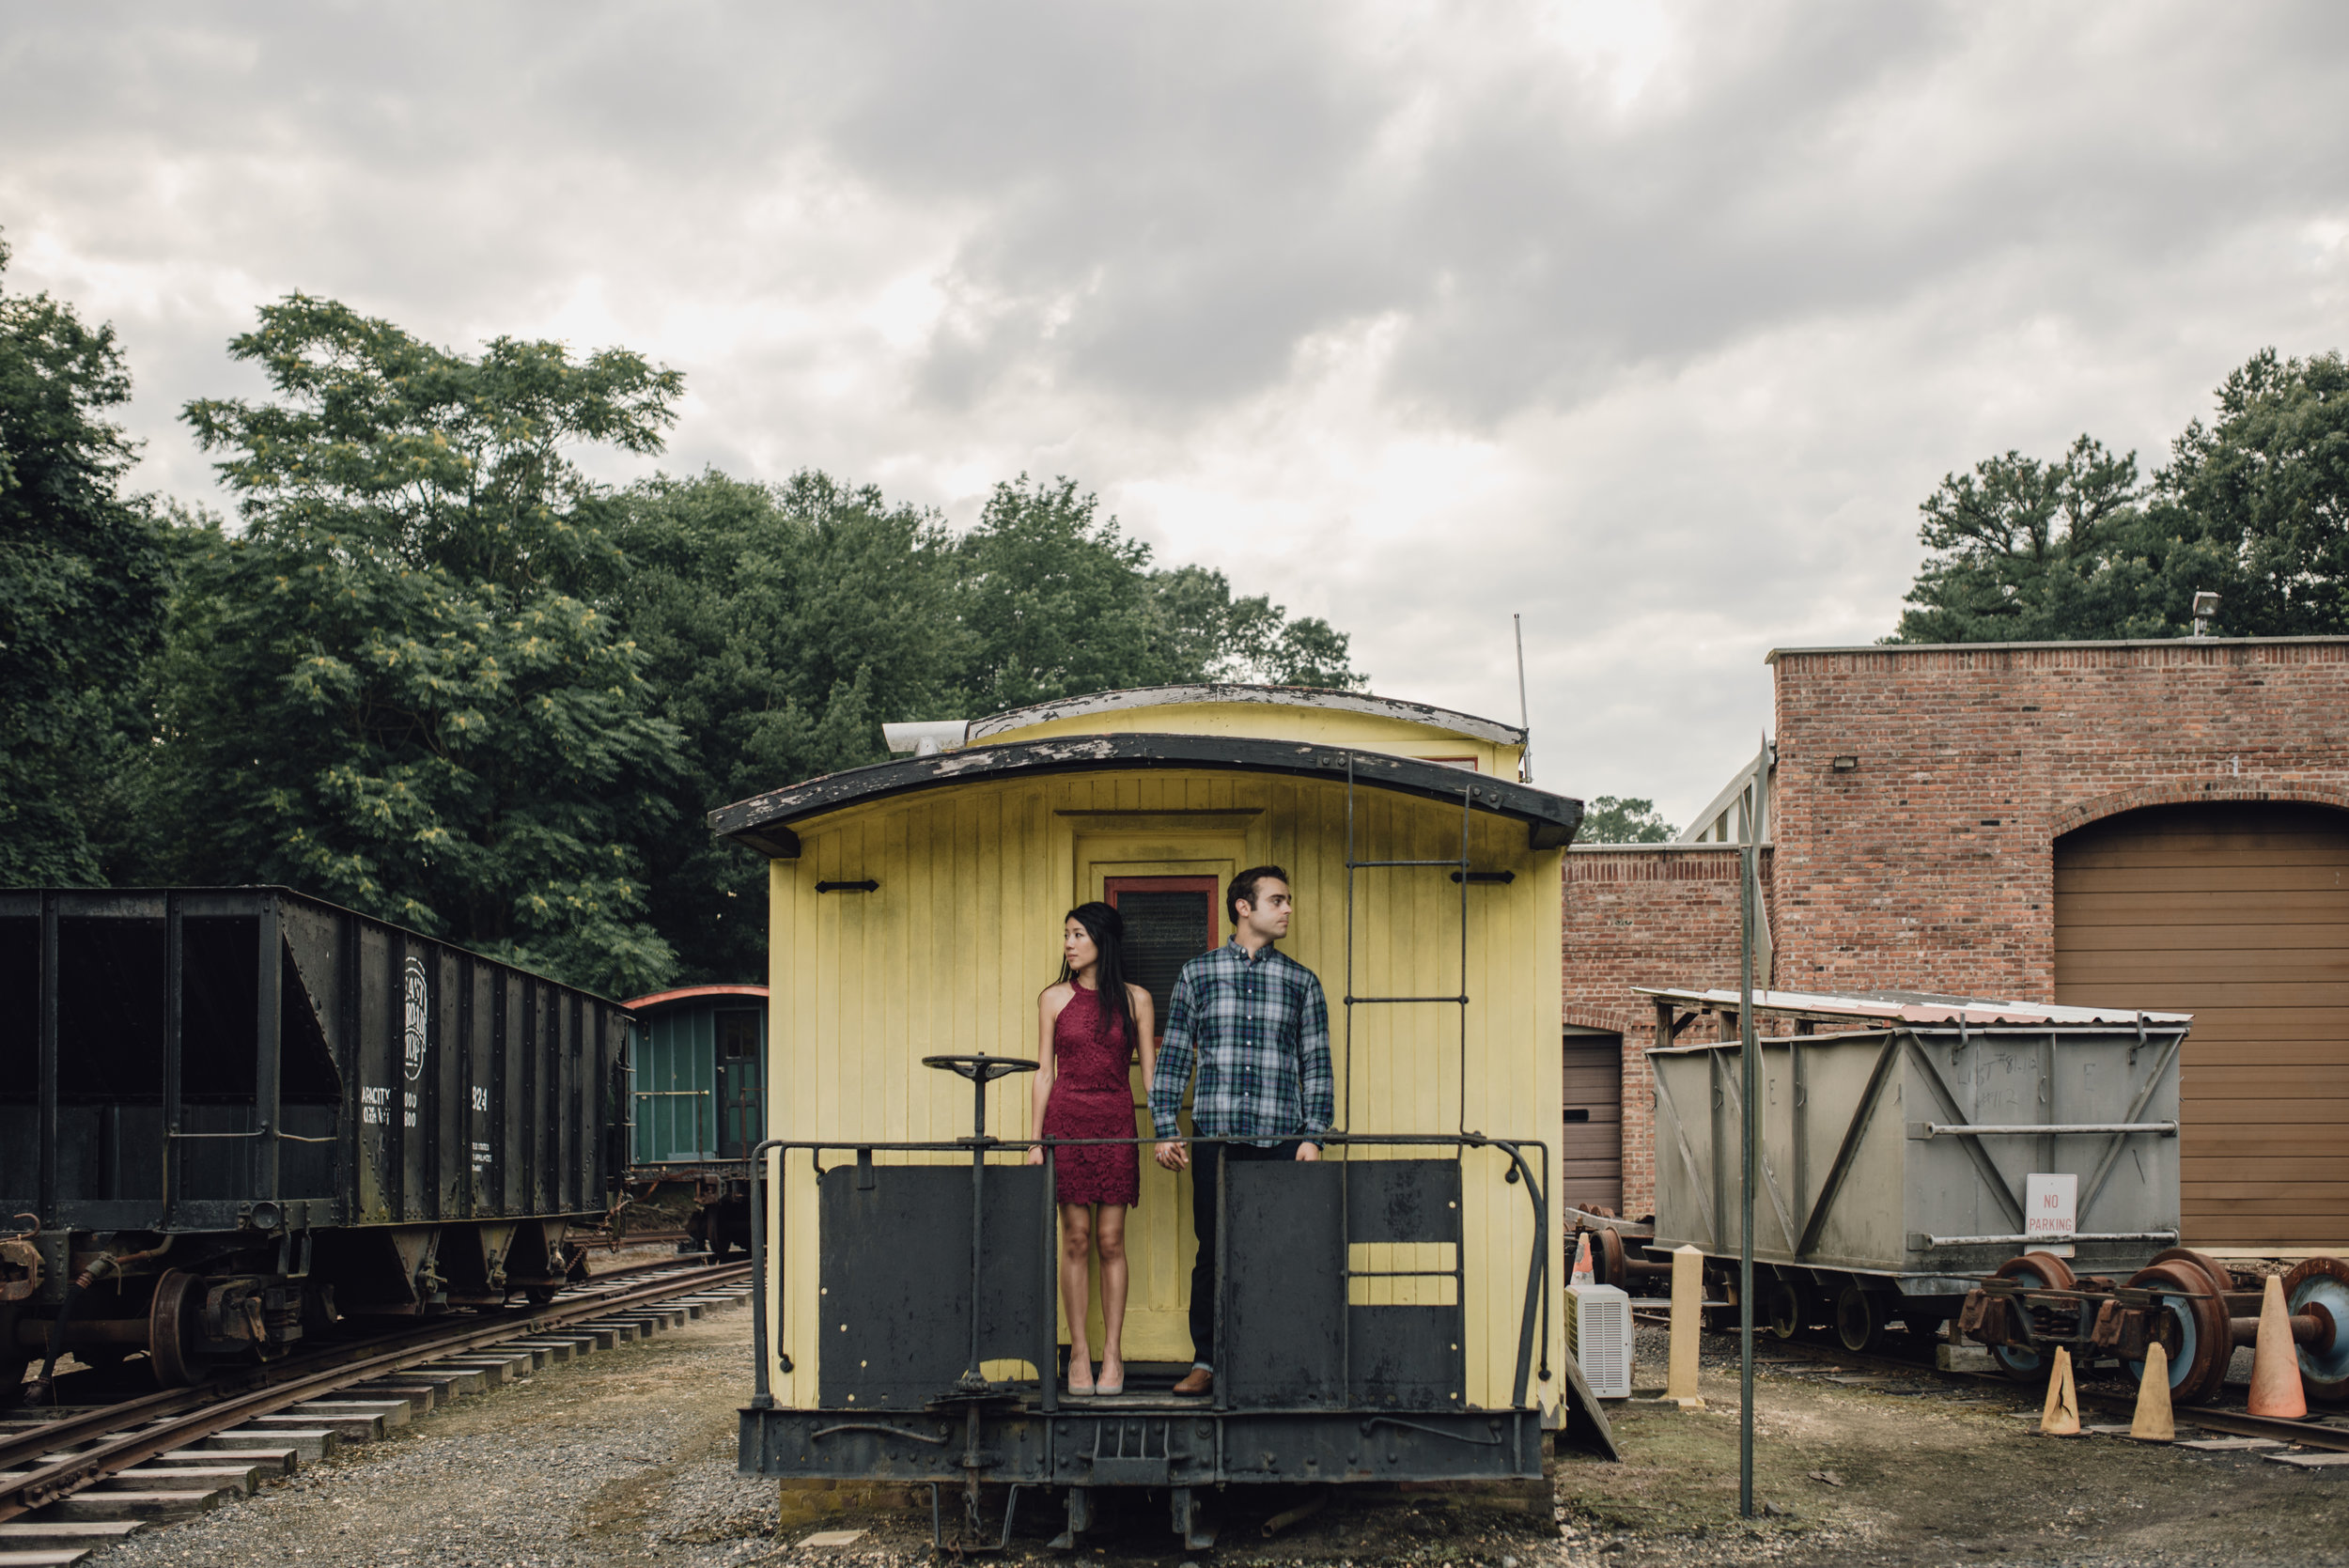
[1171, 1367, 1213, 1396]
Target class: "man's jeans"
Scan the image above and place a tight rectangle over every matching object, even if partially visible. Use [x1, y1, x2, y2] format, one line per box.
[1187, 1139, 1302, 1369]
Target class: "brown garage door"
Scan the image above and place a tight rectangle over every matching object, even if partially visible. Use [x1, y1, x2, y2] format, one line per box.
[1562, 1033, 1624, 1215]
[2055, 801, 2349, 1249]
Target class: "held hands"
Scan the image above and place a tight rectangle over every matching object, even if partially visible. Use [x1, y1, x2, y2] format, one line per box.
[1296, 1142, 1320, 1162]
[1154, 1139, 1190, 1172]
[1024, 1146, 1044, 1167]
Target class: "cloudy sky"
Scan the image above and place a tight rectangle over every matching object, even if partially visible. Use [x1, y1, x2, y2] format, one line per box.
[6, 2, 2345, 823]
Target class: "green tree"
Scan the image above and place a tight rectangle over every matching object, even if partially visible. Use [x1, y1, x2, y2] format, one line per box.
[2160, 349, 2349, 636]
[617, 469, 1367, 982]
[151, 296, 688, 996]
[956, 474, 1365, 709]
[614, 468, 968, 983]
[0, 235, 174, 884]
[1578, 796, 1676, 844]
[1888, 435, 2227, 644]
[1889, 348, 2349, 644]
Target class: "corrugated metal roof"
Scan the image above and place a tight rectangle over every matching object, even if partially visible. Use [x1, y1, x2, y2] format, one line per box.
[1633, 985, 2190, 1027]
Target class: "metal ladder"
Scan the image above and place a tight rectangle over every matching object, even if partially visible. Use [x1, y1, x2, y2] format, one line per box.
[1334, 754, 1481, 1407]
[1340, 753, 1478, 1139]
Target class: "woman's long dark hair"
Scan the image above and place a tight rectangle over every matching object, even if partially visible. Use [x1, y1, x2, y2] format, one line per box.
[1058, 901, 1137, 1055]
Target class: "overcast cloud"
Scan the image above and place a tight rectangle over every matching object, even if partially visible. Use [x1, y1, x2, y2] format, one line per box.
[5, 2, 2345, 823]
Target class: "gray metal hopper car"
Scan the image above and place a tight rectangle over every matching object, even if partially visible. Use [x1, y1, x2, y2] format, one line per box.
[1633, 987, 2186, 1356]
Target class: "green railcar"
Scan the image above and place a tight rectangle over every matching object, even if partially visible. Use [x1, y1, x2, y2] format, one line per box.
[624, 984, 766, 1256]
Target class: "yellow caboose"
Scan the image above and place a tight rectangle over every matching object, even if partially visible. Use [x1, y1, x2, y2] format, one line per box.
[712, 684, 1583, 1549]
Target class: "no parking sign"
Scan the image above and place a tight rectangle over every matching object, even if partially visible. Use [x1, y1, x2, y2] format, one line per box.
[2026, 1172, 2077, 1241]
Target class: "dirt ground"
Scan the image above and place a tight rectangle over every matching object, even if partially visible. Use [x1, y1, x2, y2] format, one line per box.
[78, 1304, 2349, 1568]
[1549, 1328, 2349, 1567]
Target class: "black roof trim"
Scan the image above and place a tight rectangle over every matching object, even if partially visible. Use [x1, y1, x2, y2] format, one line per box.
[708, 734, 1583, 855]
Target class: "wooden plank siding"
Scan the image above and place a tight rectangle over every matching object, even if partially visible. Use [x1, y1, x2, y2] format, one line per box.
[760, 764, 1564, 1413]
[2054, 802, 2349, 1248]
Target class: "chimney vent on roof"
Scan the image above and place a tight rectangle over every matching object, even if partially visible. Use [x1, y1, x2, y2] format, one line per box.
[883, 720, 970, 757]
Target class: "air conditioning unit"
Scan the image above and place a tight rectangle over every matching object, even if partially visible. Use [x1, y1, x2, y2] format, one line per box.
[1566, 1282, 1632, 1399]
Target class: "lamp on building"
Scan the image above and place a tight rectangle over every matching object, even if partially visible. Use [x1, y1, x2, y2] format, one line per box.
[2192, 590, 2220, 638]
[1830, 755, 1859, 772]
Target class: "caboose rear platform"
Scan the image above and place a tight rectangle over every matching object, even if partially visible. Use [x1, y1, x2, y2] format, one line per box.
[739, 1060, 1563, 1550]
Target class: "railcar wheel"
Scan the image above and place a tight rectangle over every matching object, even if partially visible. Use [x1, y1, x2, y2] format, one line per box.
[2283, 1256, 2349, 1405]
[147, 1269, 204, 1389]
[1834, 1283, 1886, 1353]
[1765, 1279, 1807, 1341]
[2125, 1259, 2232, 1406]
[1595, 1228, 1628, 1291]
[2148, 1248, 2238, 1296]
[1985, 1252, 2077, 1382]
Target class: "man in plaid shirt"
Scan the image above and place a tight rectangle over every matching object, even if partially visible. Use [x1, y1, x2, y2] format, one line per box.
[1149, 865, 1333, 1395]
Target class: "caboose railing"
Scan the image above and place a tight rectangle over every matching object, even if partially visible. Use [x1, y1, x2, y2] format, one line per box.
[743, 1128, 1554, 1417]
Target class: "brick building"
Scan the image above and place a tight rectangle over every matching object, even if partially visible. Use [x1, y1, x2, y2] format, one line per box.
[1562, 635, 2349, 1249]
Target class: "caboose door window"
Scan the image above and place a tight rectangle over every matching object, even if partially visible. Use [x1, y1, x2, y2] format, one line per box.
[1102, 876, 1221, 1039]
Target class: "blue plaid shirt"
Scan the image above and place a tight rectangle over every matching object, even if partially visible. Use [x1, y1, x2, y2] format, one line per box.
[1149, 939, 1333, 1145]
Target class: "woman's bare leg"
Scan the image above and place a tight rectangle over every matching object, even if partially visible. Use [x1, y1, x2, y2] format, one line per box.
[1058, 1203, 1097, 1390]
[1095, 1203, 1128, 1389]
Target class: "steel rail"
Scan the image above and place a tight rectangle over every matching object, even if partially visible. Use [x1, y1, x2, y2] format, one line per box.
[0, 1252, 716, 1473]
[0, 1258, 749, 1523]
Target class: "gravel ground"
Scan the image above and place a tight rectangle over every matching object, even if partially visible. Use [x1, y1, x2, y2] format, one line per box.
[71, 1307, 2349, 1568]
[86, 1265, 780, 1568]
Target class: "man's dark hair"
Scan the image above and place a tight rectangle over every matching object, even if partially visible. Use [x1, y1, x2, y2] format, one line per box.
[1227, 865, 1290, 924]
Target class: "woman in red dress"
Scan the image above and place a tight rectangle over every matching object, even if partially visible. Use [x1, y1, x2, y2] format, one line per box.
[1026, 902, 1156, 1396]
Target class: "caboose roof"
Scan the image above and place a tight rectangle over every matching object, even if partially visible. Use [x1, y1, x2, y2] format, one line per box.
[708, 731, 1583, 859]
[970, 684, 1527, 746]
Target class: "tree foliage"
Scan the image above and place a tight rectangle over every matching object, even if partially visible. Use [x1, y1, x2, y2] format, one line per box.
[0, 236, 174, 884]
[955, 475, 1366, 711]
[2163, 349, 2349, 636]
[614, 469, 1369, 984]
[3, 275, 1373, 991]
[148, 297, 689, 996]
[1891, 349, 2349, 644]
[1577, 795, 1676, 844]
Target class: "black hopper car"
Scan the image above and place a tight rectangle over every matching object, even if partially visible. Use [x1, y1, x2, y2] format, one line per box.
[1, 888, 629, 1401]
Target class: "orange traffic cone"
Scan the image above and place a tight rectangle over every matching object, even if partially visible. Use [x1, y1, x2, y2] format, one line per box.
[2248, 1274, 2308, 1420]
[2040, 1346, 2081, 1436]
[2129, 1343, 2175, 1441]
[1571, 1232, 1595, 1287]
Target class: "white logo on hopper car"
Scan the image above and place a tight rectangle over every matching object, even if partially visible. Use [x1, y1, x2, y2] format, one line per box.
[403, 955, 429, 1081]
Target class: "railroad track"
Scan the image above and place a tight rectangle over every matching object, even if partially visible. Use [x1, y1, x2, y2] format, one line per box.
[0, 1256, 753, 1561]
[1702, 1321, 2349, 1459]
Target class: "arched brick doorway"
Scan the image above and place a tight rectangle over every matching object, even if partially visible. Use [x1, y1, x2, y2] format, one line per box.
[2055, 801, 2349, 1249]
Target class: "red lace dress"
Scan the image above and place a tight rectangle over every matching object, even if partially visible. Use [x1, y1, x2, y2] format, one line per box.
[1042, 986, 1141, 1207]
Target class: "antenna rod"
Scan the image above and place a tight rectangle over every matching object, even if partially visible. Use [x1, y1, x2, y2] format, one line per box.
[1513, 613, 1532, 784]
